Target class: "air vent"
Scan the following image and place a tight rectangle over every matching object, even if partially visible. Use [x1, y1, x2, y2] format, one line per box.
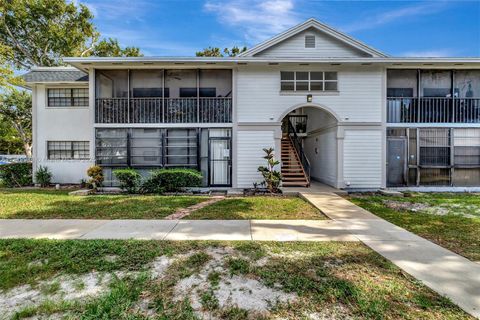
[305, 35, 315, 48]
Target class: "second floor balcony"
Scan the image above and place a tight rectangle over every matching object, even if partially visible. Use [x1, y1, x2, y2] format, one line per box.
[95, 69, 232, 124]
[387, 69, 480, 124]
[95, 97, 232, 123]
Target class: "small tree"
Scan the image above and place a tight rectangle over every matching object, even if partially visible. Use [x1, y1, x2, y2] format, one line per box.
[35, 165, 52, 187]
[86, 165, 103, 191]
[257, 148, 282, 193]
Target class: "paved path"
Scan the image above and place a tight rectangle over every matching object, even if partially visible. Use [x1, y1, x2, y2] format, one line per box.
[299, 190, 480, 319]
[0, 219, 357, 242]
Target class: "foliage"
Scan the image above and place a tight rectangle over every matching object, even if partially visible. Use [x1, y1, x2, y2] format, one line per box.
[257, 148, 282, 193]
[0, 114, 23, 154]
[86, 165, 104, 190]
[0, 44, 22, 89]
[35, 165, 52, 187]
[0, 0, 142, 69]
[0, 162, 32, 187]
[0, 89, 32, 157]
[87, 38, 142, 57]
[196, 46, 247, 57]
[113, 168, 142, 194]
[141, 168, 203, 193]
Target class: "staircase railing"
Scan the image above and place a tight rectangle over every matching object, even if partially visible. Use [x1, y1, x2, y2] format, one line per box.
[287, 119, 311, 185]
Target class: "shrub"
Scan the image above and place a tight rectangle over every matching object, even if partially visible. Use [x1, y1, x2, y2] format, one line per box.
[258, 148, 282, 193]
[113, 168, 142, 193]
[35, 165, 52, 187]
[141, 168, 202, 193]
[87, 165, 104, 190]
[0, 162, 32, 187]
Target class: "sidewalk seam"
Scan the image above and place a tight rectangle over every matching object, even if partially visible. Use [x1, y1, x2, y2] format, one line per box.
[162, 219, 180, 240]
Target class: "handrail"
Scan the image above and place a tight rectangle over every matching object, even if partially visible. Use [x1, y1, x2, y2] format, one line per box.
[287, 119, 311, 185]
[95, 97, 232, 123]
[387, 97, 480, 123]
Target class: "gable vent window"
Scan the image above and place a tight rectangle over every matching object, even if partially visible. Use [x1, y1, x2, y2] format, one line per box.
[305, 35, 315, 48]
[281, 71, 338, 92]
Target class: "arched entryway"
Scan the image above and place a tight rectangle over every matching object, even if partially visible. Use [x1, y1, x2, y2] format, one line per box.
[279, 103, 340, 188]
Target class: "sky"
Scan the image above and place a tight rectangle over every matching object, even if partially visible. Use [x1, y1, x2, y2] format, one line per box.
[80, 0, 480, 57]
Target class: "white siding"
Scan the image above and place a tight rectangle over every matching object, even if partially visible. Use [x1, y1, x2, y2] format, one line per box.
[34, 84, 94, 184]
[304, 127, 337, 186]
[236, 130, 275, 188]
[255, 28, 371, 58]
[343, 129, 382, 188]
[236, 66, 383, 123]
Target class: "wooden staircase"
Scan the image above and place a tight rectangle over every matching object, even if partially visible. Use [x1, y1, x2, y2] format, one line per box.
[281, 136, 309, 187]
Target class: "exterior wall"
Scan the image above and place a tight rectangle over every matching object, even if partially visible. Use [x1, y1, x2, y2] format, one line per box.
[235, 65, 384, 189]
[236, 65, 384, 123]
[33, 84, 94, 184]
[343, 128, 383, 188]
[304, 127, 337, 186]
[254, 28, 370, 58]
[236, 129, 276, 188]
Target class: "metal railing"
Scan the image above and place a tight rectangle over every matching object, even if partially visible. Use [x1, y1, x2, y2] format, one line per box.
[95, 97, 232, 124]
[286, 115, 307, 133]
[287, 119, 311, 185]
[387, 97, 480, 123]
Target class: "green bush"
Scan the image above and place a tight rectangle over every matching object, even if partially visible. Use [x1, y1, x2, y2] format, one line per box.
[0, 162, 32, 187]
[113, 168, 142, 193]
[141, 168, 202, 193]
[87, 165, 104, 190]
[35, 165, 52, 187]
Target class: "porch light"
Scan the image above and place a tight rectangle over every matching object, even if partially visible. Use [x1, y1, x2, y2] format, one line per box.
[307, 94, 312, 103]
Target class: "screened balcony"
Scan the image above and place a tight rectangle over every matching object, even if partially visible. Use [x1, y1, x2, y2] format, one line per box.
[95, 69, 232, 124]
[387, 70, 480, 123]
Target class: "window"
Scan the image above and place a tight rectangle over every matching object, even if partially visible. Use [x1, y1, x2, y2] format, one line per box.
[305, 35, 315, 48]
[47, 88, 88, 107]
[47, 141, 89, 160]
[280, 71, 338, 92]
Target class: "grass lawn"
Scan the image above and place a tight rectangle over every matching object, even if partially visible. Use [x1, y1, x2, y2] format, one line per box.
[187, 196, 325, 220]
[0, 189, 207, 219]
[0, 239, 470, 319]
[350, 193, 480, 261]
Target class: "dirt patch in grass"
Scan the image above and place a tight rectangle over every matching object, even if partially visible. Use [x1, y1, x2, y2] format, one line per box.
[0, 240, 472, 319]
[172, 247, 297, 318]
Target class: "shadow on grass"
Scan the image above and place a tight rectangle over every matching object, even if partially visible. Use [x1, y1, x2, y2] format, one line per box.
[0, 189, 206, 219]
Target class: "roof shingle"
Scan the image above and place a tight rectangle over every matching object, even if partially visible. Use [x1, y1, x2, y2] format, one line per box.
[22, 70, 88, 83]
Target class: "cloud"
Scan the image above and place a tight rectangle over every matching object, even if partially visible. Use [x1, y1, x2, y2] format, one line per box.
[204, 0, 301, 43]
[399, 49, 456, 57]
[342, 1, 450, 33]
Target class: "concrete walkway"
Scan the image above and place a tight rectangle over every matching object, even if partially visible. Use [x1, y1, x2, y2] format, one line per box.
[299, 190, 480, 318]
[0, 219, 357, 242]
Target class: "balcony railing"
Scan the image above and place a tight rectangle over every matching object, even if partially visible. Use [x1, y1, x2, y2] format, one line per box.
[96, 97, 232, 124]
[387, 97, 480, 123]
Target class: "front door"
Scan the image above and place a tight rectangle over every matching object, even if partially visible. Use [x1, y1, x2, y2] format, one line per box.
[387, 138, 406, 187]
[209, 137, 232, 186]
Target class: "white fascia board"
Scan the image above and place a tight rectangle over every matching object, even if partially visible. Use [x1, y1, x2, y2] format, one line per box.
[63, 56, 480, 67]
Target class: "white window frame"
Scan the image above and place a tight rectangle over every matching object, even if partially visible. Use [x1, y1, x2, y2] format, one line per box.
[280, 71, 338, 93]
[46, 86, 89, 108]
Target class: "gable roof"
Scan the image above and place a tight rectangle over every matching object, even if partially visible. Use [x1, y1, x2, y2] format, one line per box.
[240, 18, 387, 58]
